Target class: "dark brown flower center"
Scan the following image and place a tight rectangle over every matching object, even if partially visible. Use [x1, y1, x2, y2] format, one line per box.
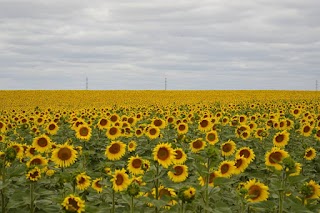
[149, 128, 157, 135]
[157, 147, 169, 160]
[58, 147, 72, 160]
[200, 120, 209, 128]
[78, 177, 86, 184]
[220, 164, 230, 174]
[248, 185, 261, 200]
[239, 149, 250, 158]
[174, 166, 184, 175]
[153, 119, 162, 127]
[79, 127, 89, 136]
[109, 143, 120, 154]
[303, 126, 311, 133]
[175, 150, 183, 160]
[306, 150, 313, 157]
[115, 174, 124, 185]
[269, 151, 282, 163]
[49, 124, 56, 130]
[178, 124, 186, 131]
[132, 158, 142, 168]
[109, 127, 118, 136]
[68, 198, 80, 210]
[222, 143, 232, 152]
[100, 119, 108, 126]
[207, 132, 216, 141]
[30, 158, 42, 165]
[192, 140, 203, 149]
[235, 158, 243, 168]
[37, 137, 48, 147]
[275, 134, 284, 143]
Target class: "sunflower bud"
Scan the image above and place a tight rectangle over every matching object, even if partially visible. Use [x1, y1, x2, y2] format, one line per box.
[127, 182, 140, 197]
[283, 157, 295, 172]
[5, 147, 17, 162]
[300, 184, 313, 198]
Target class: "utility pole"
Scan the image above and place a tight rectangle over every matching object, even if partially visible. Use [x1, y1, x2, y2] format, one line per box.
[86, 77, 88, 90]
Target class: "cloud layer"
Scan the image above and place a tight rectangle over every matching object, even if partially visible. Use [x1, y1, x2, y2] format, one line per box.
[1, 0, 319, 90]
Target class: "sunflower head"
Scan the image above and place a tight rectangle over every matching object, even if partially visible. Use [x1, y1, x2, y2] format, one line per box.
[179, 186, 196, 203]
[153, 143, 175, 168]
[244, 179, 269, 203]
[105, 141, 126, 161]
[62, 194, 85, 213]
[26, 166, 41, 182]
[51, 143, 78, 168]
[273, 131, 290, 147]
[300, 180, 320, 200]
[76, 172, 91, 191]
[304, 147, 316, 160]
[32, 134, 52, 153]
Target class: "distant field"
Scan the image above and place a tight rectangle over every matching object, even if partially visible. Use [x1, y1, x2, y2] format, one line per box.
[0, 90, 319, 212]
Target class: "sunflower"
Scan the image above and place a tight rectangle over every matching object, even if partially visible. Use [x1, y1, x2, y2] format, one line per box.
[62, 194, 85, 213]
[315, 128, 320, 141]
[26, 167, 41, 181]
[8, 142, 24, 159]
[26, 154, 48, 168]
[127, 155, 144, 175]
[109, 114, 120, 123]
[273, 130, 290, 147]
[0, 134, 5, 143]
[46, 121, 59, 135]
[97, 118, 110, 130]
[152, 118, 166, 129]
[254, 128, 268, 140]
[221, 140, 236, 157]
[142, 159, 151, 172]
[32, 134, 52, 153]
[300, 124, 313, 137]
[111, 168, 130, 192]
[221, 116, 230, 126]
[51, 143, 78, 168]
[135, 128, 144, 137]
[75, 124, 92, 141]
[176, 123, 188, 135]
[235, 125, 250, 138]
[265, 147, 289, 170]
[235, 147, 255, 163]
[243, 179, 269, 203]
[190, 138, 206, 153]
[183, 186, 196, 200]
[153, 143, 175, 168]
[304, 147, 316, 160]
[106, 126, 121, 140]
[128, 140, 137, 152]
[289, 162, 302, 176]
[0, 121, 6, 133]
[146, 126, 161, 139]
[218, 161, 236, 178]
[198, 171, 220, 187]
[233, 156, 249, 175]
[302, 180, 320, 200]
[172, 148, 187, 165]
[151, 185, 177, 208]
[168, 164, 188, 183]
[105, 141, 126, 161]
[91, 178, 103, 193]
[76, 172, 91, 191]
[198, 118, 212, 132]
[206, 130, 219, 145]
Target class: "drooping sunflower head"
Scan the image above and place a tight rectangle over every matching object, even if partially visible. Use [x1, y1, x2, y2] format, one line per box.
[304, 147, 316, 161]
[172, 148, 187, 165]
[7, 142, 24, 159]
[273, 130, 290, 147]
[51, 143, 78, 168]
[244, 179, 269, 203]
[221, 140, 236, 157]
[32, 134, 52, 153]
[62, 194, 85, 213]
[111, 168, 130, 192]
[190, 138, 206, 153]
[301, 180, 320, 200]
[105, 141, 126, 161]
[167, 164, 189, 183]
[198, 171, 220, 187]
[265, 147, 289, 171]
[153, 143, 175, 168]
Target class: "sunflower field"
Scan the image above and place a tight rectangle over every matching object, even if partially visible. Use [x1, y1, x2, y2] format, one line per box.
[0, 90, 320, 213]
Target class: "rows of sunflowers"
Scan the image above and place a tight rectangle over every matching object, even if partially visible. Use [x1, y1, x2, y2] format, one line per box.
[0, 90, 320, 212]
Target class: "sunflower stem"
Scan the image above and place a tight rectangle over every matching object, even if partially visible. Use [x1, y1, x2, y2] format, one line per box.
[30, 182, 35, 213]
[112, 189, 115, 213]
[130, 195, 134, 213]
[155, 162, 159, 213]
[204, 157, 210, 213]
[1, 160, 6, 213]
[278, 170, 286, 213]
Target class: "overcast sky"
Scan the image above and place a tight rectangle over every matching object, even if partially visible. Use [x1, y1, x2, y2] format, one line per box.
[0, 0, 319, 90]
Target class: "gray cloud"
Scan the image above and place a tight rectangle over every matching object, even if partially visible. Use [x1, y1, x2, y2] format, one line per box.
[0, 0, 319, 90]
